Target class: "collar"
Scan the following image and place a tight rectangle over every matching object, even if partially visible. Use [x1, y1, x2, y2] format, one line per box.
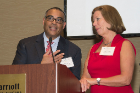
[43, 32, 60, 45]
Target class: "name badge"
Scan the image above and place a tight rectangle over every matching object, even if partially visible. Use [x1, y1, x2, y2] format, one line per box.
[99, 47, 115, 56]
[60, 57, 74, 68]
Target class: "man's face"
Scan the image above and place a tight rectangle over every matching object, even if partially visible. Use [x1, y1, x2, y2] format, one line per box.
[43, 9, 66, 40]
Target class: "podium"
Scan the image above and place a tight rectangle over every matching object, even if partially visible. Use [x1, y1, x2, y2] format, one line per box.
[0, 64, 82, 93]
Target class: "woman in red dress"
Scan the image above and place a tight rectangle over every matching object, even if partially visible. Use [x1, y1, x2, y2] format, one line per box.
[80, 5, 136, 93]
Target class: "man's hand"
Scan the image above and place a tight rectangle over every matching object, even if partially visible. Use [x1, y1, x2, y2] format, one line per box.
[53, 50, 64, 63]
[41, 49, 64, 64]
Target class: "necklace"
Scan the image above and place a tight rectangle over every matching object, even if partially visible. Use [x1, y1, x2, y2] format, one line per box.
[103, 41, 112, 46]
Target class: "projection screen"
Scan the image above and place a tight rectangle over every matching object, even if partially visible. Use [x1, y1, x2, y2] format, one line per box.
[66, 0, 140, 38]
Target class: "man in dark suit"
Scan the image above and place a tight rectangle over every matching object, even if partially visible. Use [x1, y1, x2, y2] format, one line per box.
[12, 7, 81, 80]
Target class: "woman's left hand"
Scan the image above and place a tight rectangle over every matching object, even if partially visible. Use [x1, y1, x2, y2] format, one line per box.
[80, 78, 91, 92]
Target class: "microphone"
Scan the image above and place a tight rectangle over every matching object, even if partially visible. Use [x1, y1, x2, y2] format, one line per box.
[49, 37, 55, 63]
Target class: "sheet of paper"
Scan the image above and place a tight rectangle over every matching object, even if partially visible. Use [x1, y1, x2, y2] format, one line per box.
[60, 57, 74, 68]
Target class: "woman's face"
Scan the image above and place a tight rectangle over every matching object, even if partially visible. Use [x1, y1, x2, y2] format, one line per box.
[92, 11, 111, 36]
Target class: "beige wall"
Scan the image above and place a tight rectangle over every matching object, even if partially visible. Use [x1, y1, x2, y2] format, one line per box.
[0, 0, 139, 93]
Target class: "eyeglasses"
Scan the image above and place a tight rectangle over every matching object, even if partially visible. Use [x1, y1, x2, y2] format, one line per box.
[45, 16, 64, 24]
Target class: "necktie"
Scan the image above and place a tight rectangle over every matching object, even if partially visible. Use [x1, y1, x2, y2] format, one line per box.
[46, 41, 53, 55]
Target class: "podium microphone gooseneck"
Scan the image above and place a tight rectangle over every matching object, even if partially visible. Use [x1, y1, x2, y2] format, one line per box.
[49, 37, 55, 63]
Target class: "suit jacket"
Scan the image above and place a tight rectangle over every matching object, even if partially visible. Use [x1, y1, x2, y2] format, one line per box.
[12, 33, 81, 80]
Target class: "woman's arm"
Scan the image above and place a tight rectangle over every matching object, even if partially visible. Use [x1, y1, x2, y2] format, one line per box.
[80, 46, 93, 92]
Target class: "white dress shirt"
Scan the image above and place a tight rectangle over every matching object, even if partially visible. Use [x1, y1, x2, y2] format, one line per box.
[43, 32, 60, 53]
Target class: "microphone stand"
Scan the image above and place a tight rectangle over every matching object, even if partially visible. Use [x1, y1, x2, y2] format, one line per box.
[49, 37, 55, 63]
